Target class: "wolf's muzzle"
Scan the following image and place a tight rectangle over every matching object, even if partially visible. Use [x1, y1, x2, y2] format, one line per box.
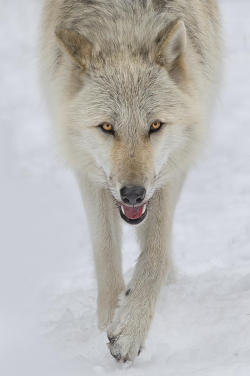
[119, 185, 147, 225]
[120, 185, 146, 206]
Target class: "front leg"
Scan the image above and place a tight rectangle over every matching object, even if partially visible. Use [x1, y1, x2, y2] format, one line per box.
[108, 181, 182, 362]
[77, 173, 125, 330]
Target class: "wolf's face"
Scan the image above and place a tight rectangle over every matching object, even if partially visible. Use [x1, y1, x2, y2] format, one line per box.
[57, 20, 200, 224]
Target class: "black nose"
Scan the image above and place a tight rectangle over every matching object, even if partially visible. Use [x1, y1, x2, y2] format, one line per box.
[120, 185, 146, 206]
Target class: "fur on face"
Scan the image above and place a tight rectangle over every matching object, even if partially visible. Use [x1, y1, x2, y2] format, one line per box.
[40, 0, 221, 200]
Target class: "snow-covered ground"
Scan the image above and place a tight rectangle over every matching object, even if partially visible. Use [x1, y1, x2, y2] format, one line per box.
[1, 1, 250, 375]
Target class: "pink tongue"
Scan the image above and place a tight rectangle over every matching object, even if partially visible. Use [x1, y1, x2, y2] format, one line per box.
[122, 204, 144, 220]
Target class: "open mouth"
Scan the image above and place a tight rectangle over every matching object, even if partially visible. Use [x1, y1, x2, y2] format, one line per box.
[119, 203, 148, 225]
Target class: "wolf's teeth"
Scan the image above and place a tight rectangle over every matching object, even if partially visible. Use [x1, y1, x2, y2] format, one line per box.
[121, 206, 125, 215]
[142, 204, 147, 214]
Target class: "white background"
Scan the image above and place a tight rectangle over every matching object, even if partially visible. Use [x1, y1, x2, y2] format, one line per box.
[1, 1, 250, 375]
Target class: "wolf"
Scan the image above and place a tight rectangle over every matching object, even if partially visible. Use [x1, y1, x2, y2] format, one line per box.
[39, 0, 221, 362]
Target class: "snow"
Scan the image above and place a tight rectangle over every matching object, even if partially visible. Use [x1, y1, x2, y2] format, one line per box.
[1, 0, 250, 375]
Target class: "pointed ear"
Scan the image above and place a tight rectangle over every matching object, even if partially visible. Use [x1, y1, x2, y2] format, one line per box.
[55, 28, 93, 69]
[155, 20, 187, 83]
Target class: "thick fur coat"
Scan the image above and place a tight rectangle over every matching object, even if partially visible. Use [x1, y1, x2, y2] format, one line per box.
[39, 0, 221, 362]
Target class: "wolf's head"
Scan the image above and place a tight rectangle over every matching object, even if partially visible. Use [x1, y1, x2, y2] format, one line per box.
[55, 1, 203, 225]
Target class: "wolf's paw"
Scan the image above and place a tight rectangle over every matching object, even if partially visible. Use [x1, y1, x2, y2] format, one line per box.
[107, 332, 143, 363]
[107, 294, 150, 362]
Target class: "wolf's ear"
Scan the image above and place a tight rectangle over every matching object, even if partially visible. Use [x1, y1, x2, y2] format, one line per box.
[155, 19, 187, 83]
[55, 28, 93, 69]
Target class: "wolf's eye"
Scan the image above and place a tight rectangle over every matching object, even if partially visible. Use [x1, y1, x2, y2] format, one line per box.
[99, 122, 114, 135]
[150, 121, 163, 134]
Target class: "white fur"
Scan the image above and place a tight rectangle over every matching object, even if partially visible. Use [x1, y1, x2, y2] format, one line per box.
[39, 0, 222, 362]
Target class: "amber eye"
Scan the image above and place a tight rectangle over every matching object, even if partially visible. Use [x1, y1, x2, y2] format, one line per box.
[99, 122, 114, 135]
[150, 121, 163, 134]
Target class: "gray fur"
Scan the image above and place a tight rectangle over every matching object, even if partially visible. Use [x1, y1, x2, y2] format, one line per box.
[39, 0, 222, 363]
